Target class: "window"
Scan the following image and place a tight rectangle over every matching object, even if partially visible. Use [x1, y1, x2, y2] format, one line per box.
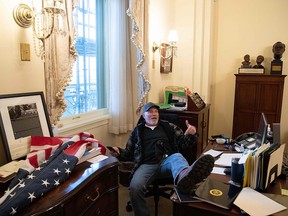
[62, 0, 107, 119]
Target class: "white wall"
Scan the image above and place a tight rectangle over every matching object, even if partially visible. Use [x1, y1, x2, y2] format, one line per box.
[0, 1, 45, 94]
[0, 0, 288, 163]
[148, 0, 288, 145]
[212, 0, 288, 144]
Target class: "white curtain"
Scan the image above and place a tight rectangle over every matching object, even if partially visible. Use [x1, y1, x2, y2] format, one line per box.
[127, 0, 150, 114]
[107, 0, 134, 134]
[44, 0, 78, 127]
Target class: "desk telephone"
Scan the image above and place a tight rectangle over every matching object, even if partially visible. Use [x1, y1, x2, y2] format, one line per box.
[232, 132, 259, 151]
[234, 132, 257, 143]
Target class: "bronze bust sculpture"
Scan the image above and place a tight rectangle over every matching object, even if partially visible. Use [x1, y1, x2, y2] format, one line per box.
[253, 55, 264, 68]
[241, 54, 252, 68]
[271, 41, 285, 74]
[272, 41, 285, 60]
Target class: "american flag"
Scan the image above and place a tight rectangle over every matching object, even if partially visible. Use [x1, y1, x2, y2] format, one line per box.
[0, 132, 106, 216]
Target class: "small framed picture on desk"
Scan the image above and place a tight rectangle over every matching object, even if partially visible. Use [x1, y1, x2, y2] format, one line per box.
[0, 92, 53, 162]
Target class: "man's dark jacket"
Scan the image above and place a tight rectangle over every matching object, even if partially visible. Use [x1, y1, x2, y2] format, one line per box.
[117, 119, 198, 177]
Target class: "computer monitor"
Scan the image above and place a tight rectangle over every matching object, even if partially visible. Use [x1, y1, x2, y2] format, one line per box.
[256, 112, 268, 147]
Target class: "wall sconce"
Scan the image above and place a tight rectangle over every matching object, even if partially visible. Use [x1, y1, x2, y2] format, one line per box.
[13, 1, 66, 59]
[152, 30, 178, 72]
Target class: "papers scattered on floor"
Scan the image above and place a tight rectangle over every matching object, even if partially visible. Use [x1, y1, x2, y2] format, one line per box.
[214, 153, 242, 167]
[233, 187, 287, 216]
[203, 149, 223, 158]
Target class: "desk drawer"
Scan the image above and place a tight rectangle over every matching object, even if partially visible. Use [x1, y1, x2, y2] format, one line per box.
[64, 168, 118, 215]
[83, 189, 118, 216]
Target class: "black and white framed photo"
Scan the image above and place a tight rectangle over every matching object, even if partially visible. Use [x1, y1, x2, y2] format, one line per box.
[0, 92, 53, 161]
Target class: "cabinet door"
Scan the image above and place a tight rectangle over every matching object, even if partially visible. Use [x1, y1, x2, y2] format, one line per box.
[233, 82, 259, 137]
[259, 83, 283, 123]
[232, 75, 286, 139]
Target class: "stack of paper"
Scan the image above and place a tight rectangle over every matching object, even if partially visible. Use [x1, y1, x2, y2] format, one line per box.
[214, 153, 242, 167]
[242, 143, 286, 190]
[234, 187, 287, 216]
[203, 149, 223, 158]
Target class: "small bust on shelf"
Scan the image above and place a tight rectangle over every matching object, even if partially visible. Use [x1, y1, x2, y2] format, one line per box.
[253, 55, 264, 68]
[272, 41, 285, 60]
[241, 54, 252, 68]
[271, 41, 285, 74]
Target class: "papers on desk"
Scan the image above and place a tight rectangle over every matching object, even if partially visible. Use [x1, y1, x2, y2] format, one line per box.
[214, 153, 242, 167]
[87, 155, 108, 163]
[233, 187, 287, 216]
[203, 149, 223, 158]
[211, 166, 226, 175]
[242, 143, 286, 190]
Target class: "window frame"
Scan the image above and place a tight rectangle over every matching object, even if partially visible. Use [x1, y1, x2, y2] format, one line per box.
[60, 0, 108, 127]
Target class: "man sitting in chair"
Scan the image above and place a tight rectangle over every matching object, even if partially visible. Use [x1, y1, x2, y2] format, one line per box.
[110, 102, 214, 216]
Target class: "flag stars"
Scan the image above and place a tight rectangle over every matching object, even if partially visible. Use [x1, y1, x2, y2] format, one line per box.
[28, 192, 36, 202]
[62, 159, 70, 164]
[53, 168, 61, 175]
[42, 179, 50, 187]
[65, 168, 71, 174]
[10, 207, 17, 215]
[36, 166, 42, 171]
[27, 173, 36, 180]
[9, 192, 16, 198]
[54, 179, 60, 186]
[19, 182, 25, 188]
[42, 160, 48, 164]
[4, 187, 12, 194]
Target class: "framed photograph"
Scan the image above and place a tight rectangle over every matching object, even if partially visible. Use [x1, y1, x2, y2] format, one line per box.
[160, 43, 173, 73]
[0, 92, 53, 161]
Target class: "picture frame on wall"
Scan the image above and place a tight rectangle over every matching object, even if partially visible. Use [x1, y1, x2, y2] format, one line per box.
[160, 43, 173, 73]
[0, 92, 53, 161]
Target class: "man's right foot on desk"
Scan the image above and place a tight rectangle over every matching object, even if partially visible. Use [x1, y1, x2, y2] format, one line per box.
[177, 154, 214, 194]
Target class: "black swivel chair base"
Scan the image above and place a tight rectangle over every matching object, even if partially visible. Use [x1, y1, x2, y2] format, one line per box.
[125, 179, 174, 216]
[119, 162, 174, 216]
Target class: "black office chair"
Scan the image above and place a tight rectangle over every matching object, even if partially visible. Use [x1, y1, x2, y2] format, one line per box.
[118, 161, 174, 215]
[118, 113, 197, 216]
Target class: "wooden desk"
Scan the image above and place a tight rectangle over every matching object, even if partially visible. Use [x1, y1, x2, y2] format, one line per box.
[173, 173, 286, 216]
[1, 156, 120, 216]
[172, 143, 287, 216]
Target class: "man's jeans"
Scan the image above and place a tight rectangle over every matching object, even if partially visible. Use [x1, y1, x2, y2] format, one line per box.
[129, 153, 189, 216]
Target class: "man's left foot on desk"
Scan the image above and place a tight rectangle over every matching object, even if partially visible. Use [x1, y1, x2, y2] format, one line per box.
[176, 154, 214, 194]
